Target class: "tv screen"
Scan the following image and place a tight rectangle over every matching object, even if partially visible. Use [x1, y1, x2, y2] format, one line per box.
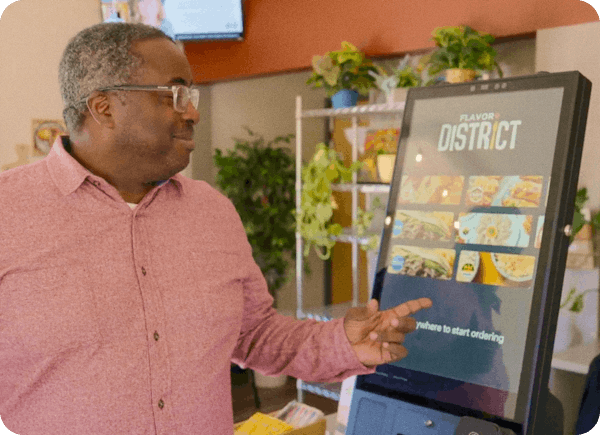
[355, 71, 591, 431]
[101, 0, 244, 41]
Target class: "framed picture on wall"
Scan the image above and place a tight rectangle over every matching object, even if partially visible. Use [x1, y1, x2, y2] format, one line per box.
[100, 0, 131, 23]
[32, 119, 67, 156]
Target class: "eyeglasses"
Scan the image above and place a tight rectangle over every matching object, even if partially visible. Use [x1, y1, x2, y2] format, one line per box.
[95, 84, 200, 113]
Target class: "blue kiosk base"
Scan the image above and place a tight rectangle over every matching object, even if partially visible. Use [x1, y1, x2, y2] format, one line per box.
[345, 387, 563, 435]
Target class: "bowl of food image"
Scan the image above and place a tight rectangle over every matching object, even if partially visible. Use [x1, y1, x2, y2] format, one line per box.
[491, 252, 535, 283]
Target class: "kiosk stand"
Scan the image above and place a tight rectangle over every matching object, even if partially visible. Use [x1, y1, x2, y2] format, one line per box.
[344, 71, 591, 435]
[347, 387, 562, 434]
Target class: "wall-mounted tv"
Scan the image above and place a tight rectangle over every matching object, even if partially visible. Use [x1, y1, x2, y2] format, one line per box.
[101, 0, 244, 41]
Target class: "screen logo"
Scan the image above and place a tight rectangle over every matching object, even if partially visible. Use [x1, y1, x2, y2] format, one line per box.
[438, 113, 522, 152]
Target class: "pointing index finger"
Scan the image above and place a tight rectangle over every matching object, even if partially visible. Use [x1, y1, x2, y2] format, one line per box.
[391, 297, 432, 318]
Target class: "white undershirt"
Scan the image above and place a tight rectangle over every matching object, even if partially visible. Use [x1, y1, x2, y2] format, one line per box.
[127, 203, 137, 209]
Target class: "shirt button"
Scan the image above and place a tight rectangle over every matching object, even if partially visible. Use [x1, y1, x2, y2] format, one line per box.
[142, 267, 147, 276]
[158, 399, 164, 409]
[154, 331, 160, 341]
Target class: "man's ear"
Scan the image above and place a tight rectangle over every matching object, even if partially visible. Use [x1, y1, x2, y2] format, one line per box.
[86, 91, 114, 128]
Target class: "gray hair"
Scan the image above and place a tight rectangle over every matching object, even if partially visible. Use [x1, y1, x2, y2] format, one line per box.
[59, 22, 172, 132]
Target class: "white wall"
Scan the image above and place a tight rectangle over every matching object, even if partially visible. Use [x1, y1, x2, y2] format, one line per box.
[537, 21, 600, 208]
[0, 0, 100, 168]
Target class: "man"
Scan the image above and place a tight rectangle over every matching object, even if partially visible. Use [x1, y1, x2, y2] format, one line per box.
[0, 22, 431, 434]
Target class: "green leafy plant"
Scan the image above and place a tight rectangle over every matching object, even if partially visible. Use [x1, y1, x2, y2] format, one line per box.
[214, 128, 296, 303]
[297, 144, 375, 260]
[392, 55, 421, 88]
[307, 41, 379, 97]
[561, 286, 598, 313]
[422, 26, 502, 79]
[571, 187, 600, 241]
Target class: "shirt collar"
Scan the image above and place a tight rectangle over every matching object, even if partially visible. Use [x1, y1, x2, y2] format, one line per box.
[46, 136, 182, 197]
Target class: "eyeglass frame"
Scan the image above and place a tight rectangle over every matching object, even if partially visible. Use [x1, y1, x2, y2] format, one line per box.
[88, 84, 200, 113]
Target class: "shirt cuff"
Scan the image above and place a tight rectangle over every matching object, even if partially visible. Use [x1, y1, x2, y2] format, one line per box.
[330, 318, 376, 376]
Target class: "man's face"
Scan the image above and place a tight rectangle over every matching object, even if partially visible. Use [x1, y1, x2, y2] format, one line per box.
[109, 37, 199, 183]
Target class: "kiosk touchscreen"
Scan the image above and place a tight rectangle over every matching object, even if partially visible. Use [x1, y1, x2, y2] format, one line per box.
[345, 72, 591, 435]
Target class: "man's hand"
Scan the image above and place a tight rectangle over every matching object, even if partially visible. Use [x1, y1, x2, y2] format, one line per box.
[344, 298, 432, 367]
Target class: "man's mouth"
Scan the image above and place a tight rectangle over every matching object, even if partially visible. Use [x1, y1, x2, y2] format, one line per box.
[173, 132, 195, 149]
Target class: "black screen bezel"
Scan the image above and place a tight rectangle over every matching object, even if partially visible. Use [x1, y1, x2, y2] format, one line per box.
[355, 71, 591, 434]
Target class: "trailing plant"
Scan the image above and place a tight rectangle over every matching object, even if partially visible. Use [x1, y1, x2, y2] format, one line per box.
[214, 128, 296, 302]
[571, 187, 600, 241]
[422, 25, 502, 80]
[297, 143, 376, 260]
[307, 41, 379, 97]
[560, 286, 598, 313]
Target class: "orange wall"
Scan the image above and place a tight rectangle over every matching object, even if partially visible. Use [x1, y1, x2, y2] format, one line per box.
[184, 0, 598, 84]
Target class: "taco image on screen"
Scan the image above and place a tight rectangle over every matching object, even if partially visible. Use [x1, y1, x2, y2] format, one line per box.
[394, 210, 454, 241]
[389, 245, 455, 280]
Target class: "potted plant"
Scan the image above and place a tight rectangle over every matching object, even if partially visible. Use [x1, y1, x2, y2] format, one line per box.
[307, 41, 379, 108]
[566, 187, 600, 269]
[369, 55, 421, 103]
[297, 144, 376, 260]
[376, 148, 397, 184]
[422, 25, 503, 84]
[214, 128, 296, 306]
[554, 284, 599, 353]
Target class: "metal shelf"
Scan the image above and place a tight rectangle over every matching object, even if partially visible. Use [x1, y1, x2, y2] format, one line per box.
[300, 101, 405, 118]
[331, 228, 381, 246]
[295, 96, 401, 403]
[297, 379, 342, 401]
[552, 340, 600, 375]
[296, 301, 356, 322]
[331, 183, 391, 194]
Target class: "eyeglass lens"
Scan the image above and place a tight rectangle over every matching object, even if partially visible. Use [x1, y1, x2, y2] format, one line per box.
[174, 86, 200, 112]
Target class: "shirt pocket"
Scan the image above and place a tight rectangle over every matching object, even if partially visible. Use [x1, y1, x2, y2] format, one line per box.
[0, 262, 101, 358]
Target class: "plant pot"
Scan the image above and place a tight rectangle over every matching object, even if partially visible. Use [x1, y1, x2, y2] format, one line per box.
[445, 68, 477, 83]
[553, 311, 572, 353]
[331, 89, 359, 109]
[377, 154, 396, 183]
[253, 371, 288, 389]
[386, 87, 408, 104]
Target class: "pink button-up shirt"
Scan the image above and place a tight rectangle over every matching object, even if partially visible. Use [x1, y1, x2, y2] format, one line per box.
[0, 137, 371, 435]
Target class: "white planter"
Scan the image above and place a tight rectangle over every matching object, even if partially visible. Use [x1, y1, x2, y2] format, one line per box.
[553, 311, 574, 353]
[369, 87, 409, 105]
[377, 154, 396, 183]
[554, 268, 599, 353]
[387, 87, 408, 104]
